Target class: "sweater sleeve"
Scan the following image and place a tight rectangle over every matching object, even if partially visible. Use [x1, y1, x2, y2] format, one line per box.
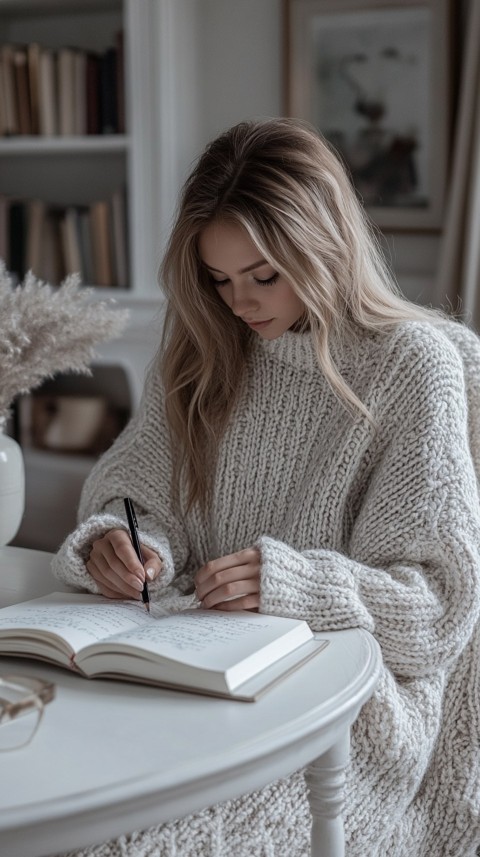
[51, 358, 190, 600]
[258, 330, 480, 678]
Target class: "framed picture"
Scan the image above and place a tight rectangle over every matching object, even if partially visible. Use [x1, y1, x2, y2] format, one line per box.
[284, 0, 451, 231]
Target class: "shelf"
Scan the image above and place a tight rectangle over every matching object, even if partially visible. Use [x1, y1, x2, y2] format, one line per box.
[23, 446, 96, 475]
[13, 446, 97, 552]
[0, 135, 129, 155]
[0, 1, 119, 15]
[0, 0, 168, 296]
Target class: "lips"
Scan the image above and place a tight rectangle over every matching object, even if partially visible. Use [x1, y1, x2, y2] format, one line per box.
[243, 318, 273, 327]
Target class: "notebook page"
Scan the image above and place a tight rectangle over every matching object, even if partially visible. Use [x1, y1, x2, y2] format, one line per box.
[0, 592, 153, 652]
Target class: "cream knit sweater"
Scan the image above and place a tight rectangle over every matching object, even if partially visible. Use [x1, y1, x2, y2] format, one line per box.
[53, 319, 480, 857]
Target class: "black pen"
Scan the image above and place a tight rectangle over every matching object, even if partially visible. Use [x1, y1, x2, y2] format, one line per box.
[124, 497, 150, 613]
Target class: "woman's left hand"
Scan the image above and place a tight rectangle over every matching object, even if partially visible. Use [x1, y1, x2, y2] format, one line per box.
[194, 548, 260, 611]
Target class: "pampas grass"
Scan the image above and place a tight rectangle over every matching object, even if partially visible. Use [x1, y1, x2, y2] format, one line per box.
[0, 262, 130, 427]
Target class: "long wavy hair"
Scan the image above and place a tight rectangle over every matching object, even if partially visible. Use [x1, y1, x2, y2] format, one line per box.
[159, 117, 443, 512]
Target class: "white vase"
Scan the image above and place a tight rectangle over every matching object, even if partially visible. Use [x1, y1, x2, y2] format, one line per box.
[0, 431, 25, 546]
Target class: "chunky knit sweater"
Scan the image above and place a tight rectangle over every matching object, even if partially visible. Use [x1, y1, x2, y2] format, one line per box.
[53, 319, 480, 857]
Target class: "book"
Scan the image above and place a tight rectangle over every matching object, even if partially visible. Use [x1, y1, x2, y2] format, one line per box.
[0, 592, 328, 702]
[13, 48, 32, 135]
[25, 198, 46, 277]
[110, 188, 129, 287]
[8, 200, 26, 281]
[90, 199, 113, 285]
[39, 208, 64, 284]
[86, 52, 100, 135]
[0, 56, 7, 136]
[60, 206, 83, 277]
[58, 48, 76, 136]
[99, 47, 118, 134]
[78, 207, 95, 284]
[0, 45, 18, 136]
[74, 50, 87, 136]
[115, 30, 125, 134]
[38, 48, 57, 136]
[27, 43, 41, 135]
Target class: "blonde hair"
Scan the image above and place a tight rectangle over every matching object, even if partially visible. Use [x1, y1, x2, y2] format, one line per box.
[160, 117, 443, 511]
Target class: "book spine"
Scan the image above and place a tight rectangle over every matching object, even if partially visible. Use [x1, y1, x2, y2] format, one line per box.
[110, 188, 128, 287]
[13, 48, 32, 135]
[0, 56, 7, 136]
[27, 43, 41, 135]
[9, 200, 26, 282]
[78, 207, 95, 285]
[74, 51, 87, 136]
[99, 47, 117, 134]
[1, 45, 19, 136]
[60, 207, 83, 277]
[90, 200, 113, 286]
[86, 53, 100, 135]
[25, 198, 46, 277]
[40, 209, 64, 285]
[58, 48, 76, 137]
[115, 30, 125, 134]
[38, 49, 57, 136]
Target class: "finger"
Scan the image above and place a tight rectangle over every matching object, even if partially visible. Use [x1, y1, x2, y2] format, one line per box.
[212, 594, 260, 612]
[195, 548, 259, 586]
[196, 552, 259, 597]
[196, 562, 259, 601]
[141, 545, 163, 582]
[86, 557, 144, 600]
[87, 531, 164, 597]
[108, 530, 146, 578]
[89, 531, 144, 584]
[201, 577, 259, 609]
[109, 535, 163, 582]
[89, 546, 145, 595]
[95, 581, 127, 600]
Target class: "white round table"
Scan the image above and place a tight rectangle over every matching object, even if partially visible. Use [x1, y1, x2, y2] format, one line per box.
[0, 547, 381, 857]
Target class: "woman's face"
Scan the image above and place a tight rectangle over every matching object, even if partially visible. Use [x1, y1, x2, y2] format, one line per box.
[198, 221, 305, 340]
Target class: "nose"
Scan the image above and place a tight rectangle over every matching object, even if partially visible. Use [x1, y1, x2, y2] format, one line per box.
[229, 283, 259, 317]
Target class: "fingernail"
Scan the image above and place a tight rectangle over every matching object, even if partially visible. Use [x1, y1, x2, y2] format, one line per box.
[146, 568, 157, 581]
[133, 578, 144, 591]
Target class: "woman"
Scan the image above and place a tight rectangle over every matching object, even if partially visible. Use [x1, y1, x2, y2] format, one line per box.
[53, 118, 480, 856]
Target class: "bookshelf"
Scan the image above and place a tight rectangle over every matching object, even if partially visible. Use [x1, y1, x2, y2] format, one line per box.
[0, 0, 188, 550]
[0, 0, 170, 298]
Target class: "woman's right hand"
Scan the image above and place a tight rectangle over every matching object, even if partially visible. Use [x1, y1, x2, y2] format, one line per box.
[86, 529, 163, 600]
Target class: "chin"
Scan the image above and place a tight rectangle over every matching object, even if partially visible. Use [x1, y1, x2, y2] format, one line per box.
[263, 322, 296, 339]
[257, 328, 281, 340]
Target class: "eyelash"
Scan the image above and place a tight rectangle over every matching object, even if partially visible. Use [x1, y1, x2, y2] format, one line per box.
[254, 274, 279, 286]
[210, 274, 279, 288]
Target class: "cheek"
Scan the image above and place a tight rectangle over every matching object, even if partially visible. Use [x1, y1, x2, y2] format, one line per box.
[215, 287, 231, 307]
[282, 288, 304, 317]
[292, 295, 305, 315]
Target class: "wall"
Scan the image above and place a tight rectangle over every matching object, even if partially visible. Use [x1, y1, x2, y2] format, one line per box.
[173, 0, 457, 309]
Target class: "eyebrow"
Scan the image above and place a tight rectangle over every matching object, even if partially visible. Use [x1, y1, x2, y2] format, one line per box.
[204, 259, 269, 275]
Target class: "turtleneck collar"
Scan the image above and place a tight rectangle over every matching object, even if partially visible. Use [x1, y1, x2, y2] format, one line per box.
[252, 329, 319, 372]
[250, 324, 379, 377]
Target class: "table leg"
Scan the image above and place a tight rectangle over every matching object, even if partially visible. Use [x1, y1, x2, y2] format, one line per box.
[304, 729, 350, 857]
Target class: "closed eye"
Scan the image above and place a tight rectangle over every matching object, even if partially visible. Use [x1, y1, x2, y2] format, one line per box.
[253, 274, 279, 286]
[208, 272, 279, 287]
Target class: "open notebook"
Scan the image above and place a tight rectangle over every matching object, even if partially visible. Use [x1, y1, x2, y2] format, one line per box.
[0, 592, 328, 701]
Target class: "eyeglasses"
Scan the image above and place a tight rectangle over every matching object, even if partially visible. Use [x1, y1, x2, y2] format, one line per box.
[0, 674, 56, 751]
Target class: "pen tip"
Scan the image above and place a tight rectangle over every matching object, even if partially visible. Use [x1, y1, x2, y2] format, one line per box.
[145, 603, 150, 613]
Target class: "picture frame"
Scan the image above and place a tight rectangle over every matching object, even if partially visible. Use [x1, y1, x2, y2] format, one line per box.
[284, 0, 451, 231]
